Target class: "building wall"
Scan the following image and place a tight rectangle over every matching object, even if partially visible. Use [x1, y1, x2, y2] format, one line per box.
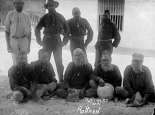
[57, 0, 155, 50]
[121, 0, 155, 50]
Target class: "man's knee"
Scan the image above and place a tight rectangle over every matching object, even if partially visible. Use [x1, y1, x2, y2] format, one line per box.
[12, 91, 24, 103]
[85, 88, 97, 98]
[48, 82, 57, 92]
[56, 88, 68, 99]
[115, 87, 129, 99]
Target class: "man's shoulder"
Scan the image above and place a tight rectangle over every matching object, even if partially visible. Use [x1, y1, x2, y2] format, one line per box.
[142, 65, 151, 72]
[125, 65, 133, 71]
[111, 64, 120, 70]
[6, 10, 15, 17]
[56, 12, 65, 21]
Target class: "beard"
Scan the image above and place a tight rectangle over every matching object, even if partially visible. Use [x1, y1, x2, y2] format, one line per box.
[101, 64, 113, 72]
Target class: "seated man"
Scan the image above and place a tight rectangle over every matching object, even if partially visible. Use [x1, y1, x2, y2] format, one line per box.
[8, 55, 33, 103]
[116, 53, 155, 107]
[31, 49, 57, 101]
[56, 48, 93, 100]
[88, 52, 122, 99]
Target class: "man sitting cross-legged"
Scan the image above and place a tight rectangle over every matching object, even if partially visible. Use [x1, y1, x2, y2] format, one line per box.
[116, 53, 155, 107]
[56, 48, 93, 101]
[31, 49, 57, 101]
[8, 54, 33, 103]
[87, 52, 122, 100]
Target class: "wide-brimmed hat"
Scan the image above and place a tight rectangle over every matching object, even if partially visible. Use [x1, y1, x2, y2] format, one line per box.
[45, 0, 59, 9]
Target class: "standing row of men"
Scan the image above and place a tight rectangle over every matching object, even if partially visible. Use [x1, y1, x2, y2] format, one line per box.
[5, 0, 121, 82]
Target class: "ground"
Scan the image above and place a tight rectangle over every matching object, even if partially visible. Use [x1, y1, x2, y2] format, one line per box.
[0, 32, 155, 115]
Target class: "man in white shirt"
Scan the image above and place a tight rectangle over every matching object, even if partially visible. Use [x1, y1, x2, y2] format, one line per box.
[5, 0, 31, 65]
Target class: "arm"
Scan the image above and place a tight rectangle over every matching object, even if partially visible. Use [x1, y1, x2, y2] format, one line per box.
[123, 66, 134, 98]
[143, 67, 155, 102]
[64, 63, 73, 88]
[62, 18, 70, 46]
[4, 12, 11, 52]
[112, 24, 121, 48]
[35, 16, 45, 46]
[113, 65, 122, 87]
[27, 16, 31, 53]
[84, 19, 93, 48]
[8, 67, 19, 90]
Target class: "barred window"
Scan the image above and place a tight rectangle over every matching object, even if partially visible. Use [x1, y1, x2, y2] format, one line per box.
[98, 0, 125, 31]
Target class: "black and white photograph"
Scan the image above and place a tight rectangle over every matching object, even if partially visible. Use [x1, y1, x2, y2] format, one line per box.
[0, 0, 155, 115]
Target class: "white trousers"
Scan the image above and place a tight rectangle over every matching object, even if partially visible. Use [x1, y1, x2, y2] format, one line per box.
[10, 37, 29, 65]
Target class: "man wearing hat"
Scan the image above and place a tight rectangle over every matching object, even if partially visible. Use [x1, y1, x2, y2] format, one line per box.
[67, 7, 93, 57]
[35, 0, 69, 82]
[116, 53, 155, 107]
[95, 10, 121, 67]
[5, 0, 31, 65]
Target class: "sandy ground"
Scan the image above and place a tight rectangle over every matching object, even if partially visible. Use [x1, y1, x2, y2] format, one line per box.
[0, 32, 155, 115]
[0, 78, 154, 115]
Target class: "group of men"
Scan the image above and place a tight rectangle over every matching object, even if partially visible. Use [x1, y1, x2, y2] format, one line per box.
[4, 0, 155, 107]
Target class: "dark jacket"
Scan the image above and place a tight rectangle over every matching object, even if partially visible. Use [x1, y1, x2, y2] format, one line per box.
[93, 64, 122, 88]
[67, 17, 93, 46]
[31, 60, 57, 84]
[64, 62, 93, 89]
[98, 19, 121, 47]
[123, 65, 155, 98]
[36, 11, 69, 49]
[8, 63, 33, 91]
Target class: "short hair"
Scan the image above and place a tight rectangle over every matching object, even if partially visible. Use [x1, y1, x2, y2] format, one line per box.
[132, 53, 144, 61]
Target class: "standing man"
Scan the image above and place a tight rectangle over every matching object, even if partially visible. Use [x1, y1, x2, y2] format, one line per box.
[5, 0, 31, 65]
[35, 0, 69, 82]
[95, 10, 121, 67]
[67, 7, 93, 57]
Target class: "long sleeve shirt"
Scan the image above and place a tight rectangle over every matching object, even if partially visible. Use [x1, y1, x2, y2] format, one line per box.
[67, 17, 93, 46]
[31, 60, 57, 84]
[36, 11, 69, 38]
[64, 62, 93, 89]
[98, 19, 120, 47]
[123, 65, 155, 98]
[8, 63, 33, 91]
[93, 64, 122, 88]
[5, 10, 31, 38]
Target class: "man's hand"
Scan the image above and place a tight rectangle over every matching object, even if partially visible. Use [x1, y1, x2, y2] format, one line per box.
[84, 43, 88, 49]
[7, 45, 12, 53]
[98, 78, 105, 86]
[37, 39, 43, 46]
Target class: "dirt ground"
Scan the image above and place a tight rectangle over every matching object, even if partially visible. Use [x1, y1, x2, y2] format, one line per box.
[0, 75, 154, 115]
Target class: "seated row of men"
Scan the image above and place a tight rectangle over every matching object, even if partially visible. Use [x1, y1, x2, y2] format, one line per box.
[8, 48, 155, 107]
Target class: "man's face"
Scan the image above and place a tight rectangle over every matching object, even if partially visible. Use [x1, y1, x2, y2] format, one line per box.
[14, 2, 24, 12]
[47, 4, 56, 12]
[132, 59, 143, 71]
[73, 53, 83, 63]
[101, 58, 111, 67]
[73, 12, 80, 18]
[103, 13, 110, 21]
